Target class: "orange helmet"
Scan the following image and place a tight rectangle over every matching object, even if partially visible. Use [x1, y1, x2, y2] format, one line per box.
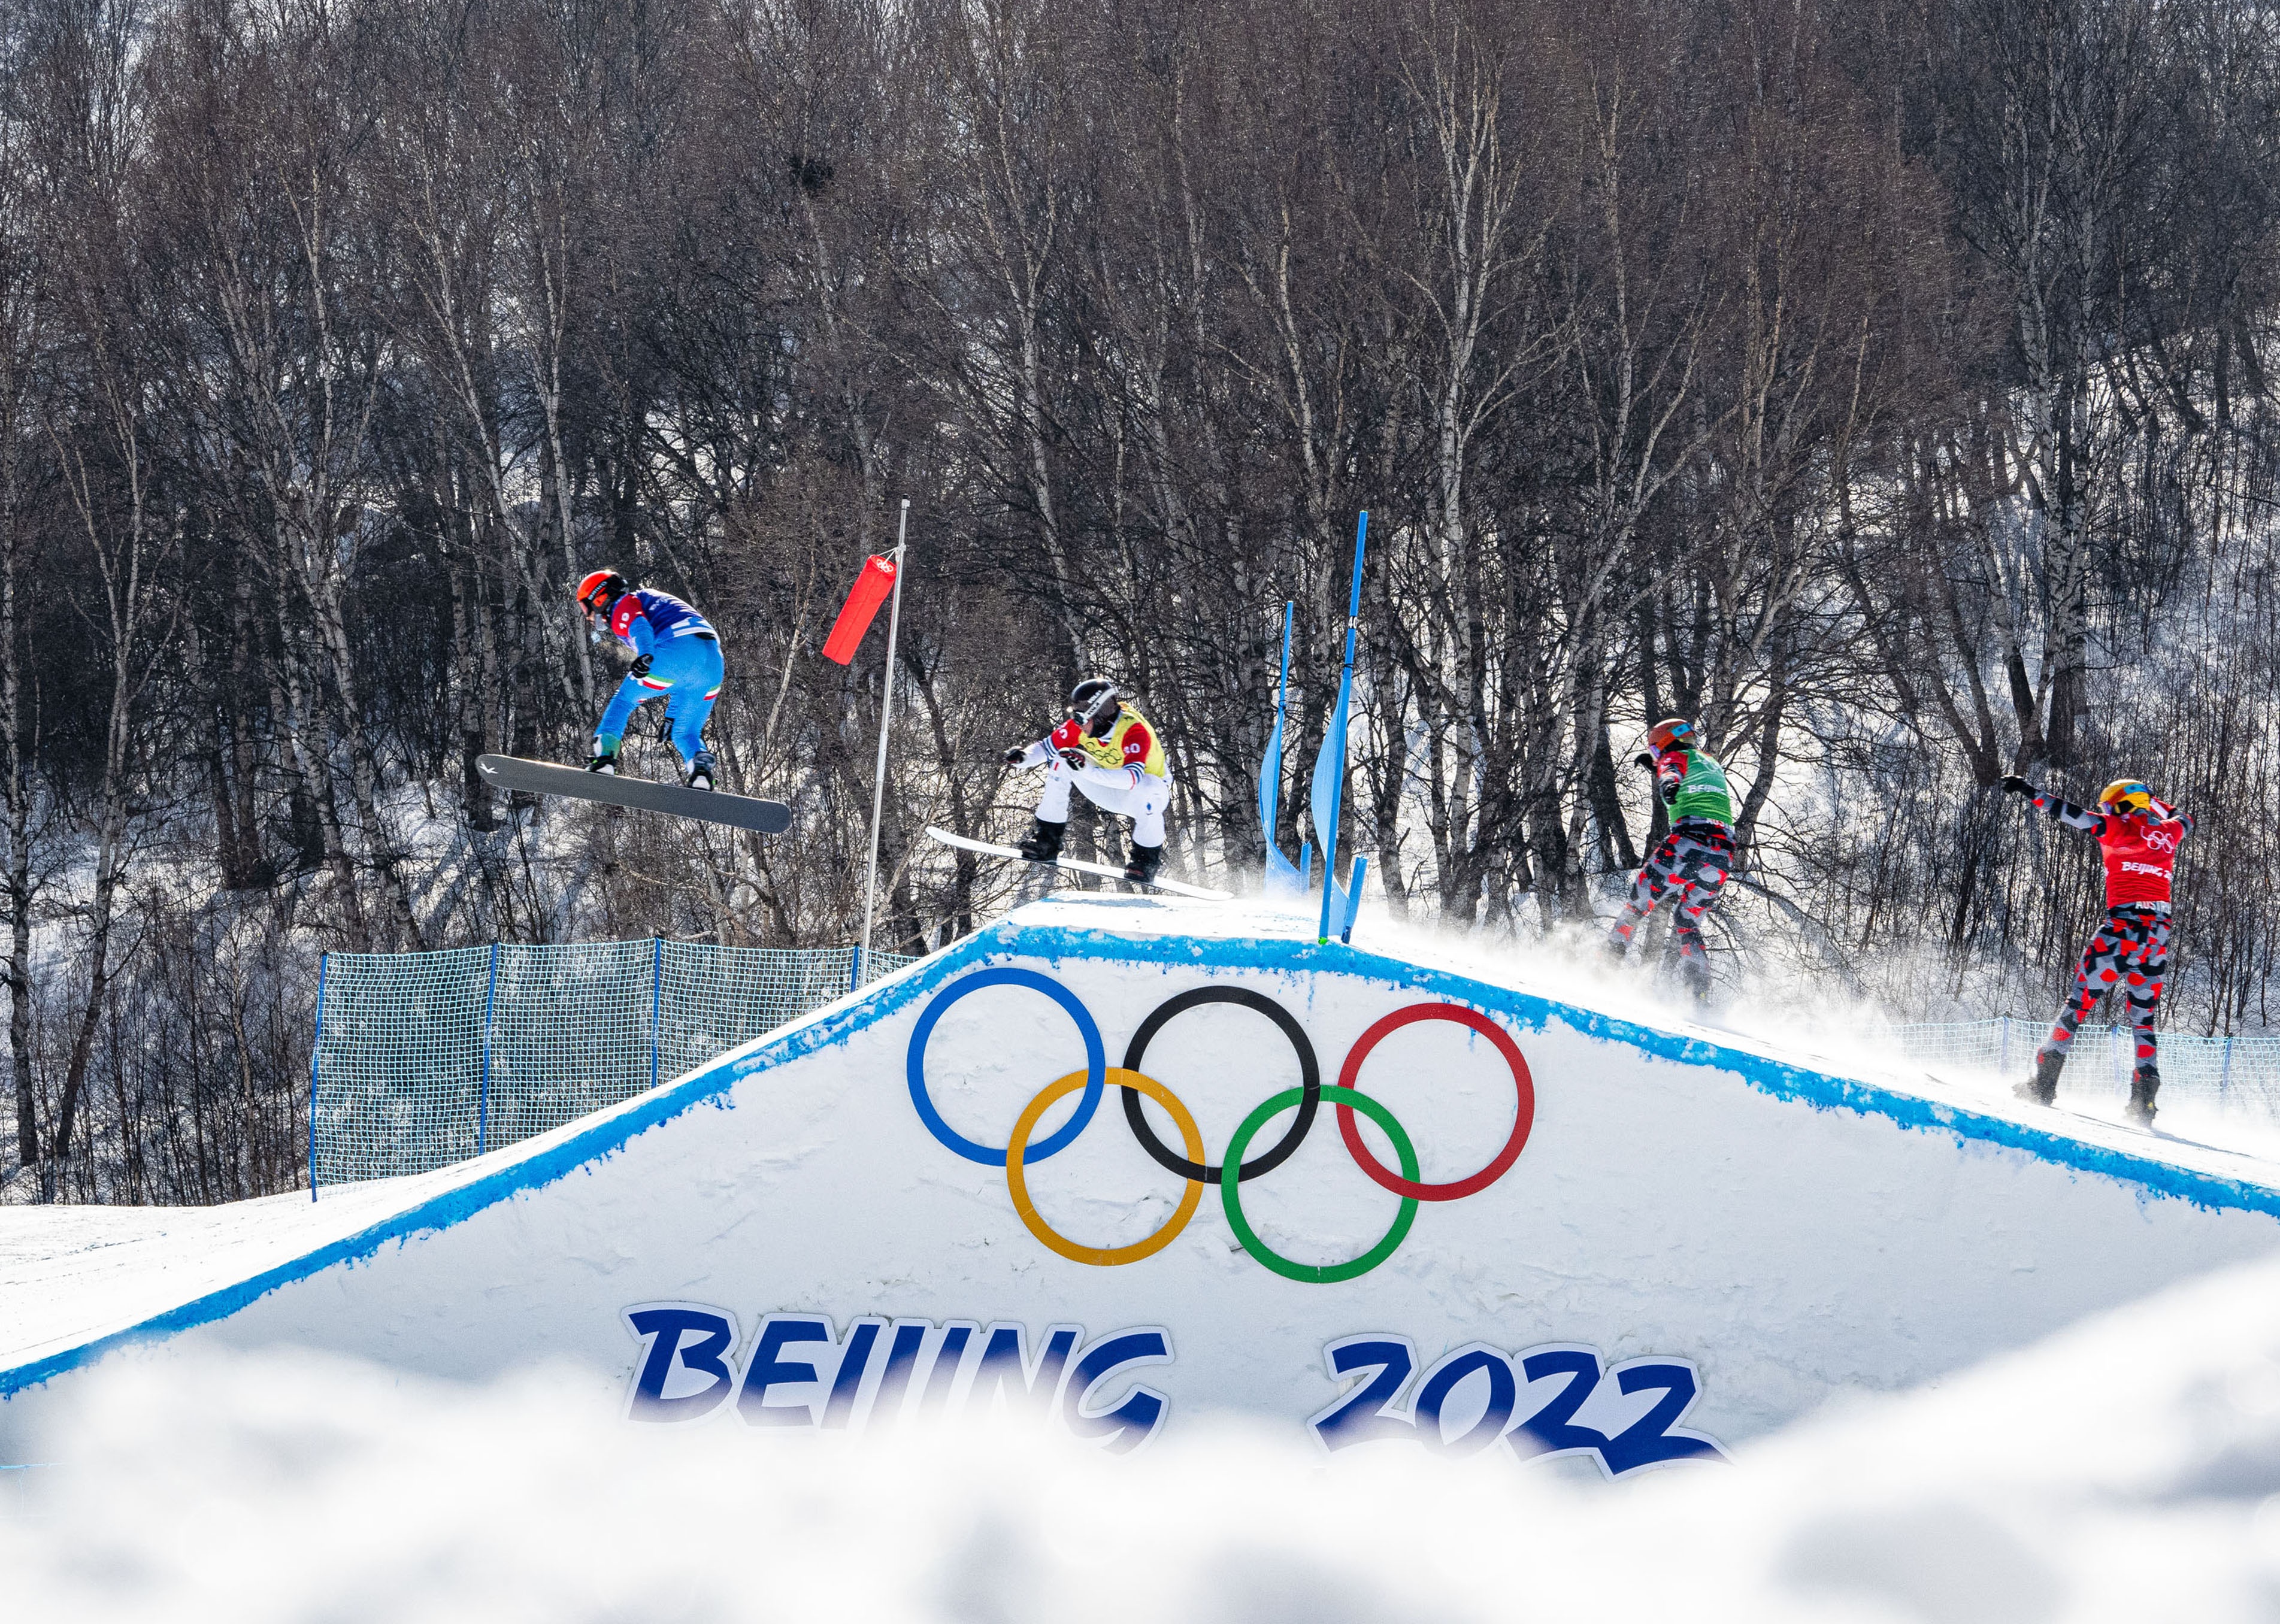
[1646, 717, 1696, 752]
[573, 569, 628, 616]
[2099, 779, 2154, 814]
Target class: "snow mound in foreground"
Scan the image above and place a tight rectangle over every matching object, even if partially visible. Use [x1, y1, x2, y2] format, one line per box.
[10, 1246, 2280, 1622]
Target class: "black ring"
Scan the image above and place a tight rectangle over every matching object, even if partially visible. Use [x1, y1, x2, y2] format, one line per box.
[1121, 987, 1321, 1183]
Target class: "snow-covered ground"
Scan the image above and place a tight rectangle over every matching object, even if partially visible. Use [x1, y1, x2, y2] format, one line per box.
[7, 892, 2280, 1619]
[7, 893, 2278, 1422]
[7, 1238, 2280, 1622]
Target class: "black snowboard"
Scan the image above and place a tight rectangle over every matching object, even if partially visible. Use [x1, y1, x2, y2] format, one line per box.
[477, 754, 792, 836]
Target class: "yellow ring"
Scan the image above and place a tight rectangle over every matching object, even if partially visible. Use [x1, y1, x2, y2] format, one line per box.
[1006, 1068, 1204, 1267]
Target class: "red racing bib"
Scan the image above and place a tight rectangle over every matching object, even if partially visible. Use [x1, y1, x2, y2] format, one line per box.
[2099, 813, 2188, 907]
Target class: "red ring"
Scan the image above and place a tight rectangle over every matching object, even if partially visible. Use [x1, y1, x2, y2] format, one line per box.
[1334, 1004, 1533, 1201]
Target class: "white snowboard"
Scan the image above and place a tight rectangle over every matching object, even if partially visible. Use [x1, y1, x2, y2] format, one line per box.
[924, 826, 1231, 900]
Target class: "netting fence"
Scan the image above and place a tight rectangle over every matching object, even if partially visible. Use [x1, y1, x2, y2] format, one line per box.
[311, 941, 920, 1189]
[1891, 1018, 2280, 1123]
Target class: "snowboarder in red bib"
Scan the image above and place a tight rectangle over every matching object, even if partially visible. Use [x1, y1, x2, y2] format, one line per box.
[1604, 717, 1736, 1003]
[1002, 678, 1170, 884]
[2002, 774, 2194, 1126]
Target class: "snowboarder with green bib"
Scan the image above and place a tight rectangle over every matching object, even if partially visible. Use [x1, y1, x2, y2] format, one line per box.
[1604, 717, 1736, 1002]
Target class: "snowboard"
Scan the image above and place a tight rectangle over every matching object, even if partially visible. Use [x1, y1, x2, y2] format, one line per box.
[1919, 1067, 2181, 1141]
[477, 754, 793, 836]
[924, 825, 1231, 901]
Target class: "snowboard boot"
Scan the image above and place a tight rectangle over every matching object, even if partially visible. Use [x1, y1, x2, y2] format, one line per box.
[1124, 842, 1164, 886]
[586, 749, 619, 776]
[1601, 932, 1631, 968]
[2127, 1067, 2160, 1129]
[1017, 817, 1067, 863]
[2012, 1049, 2063, 1107]
[686, 750, 717, 793]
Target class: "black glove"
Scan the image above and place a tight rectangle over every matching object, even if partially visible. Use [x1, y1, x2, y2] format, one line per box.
[1059, 746, 1091, 771]
[628, 653, 652, 680]
[1658, 781, 1677, 806]
[1633, 752, 1656, 772]
[1003, 744, 1028, 766]
[2000, 775, 2033, 797]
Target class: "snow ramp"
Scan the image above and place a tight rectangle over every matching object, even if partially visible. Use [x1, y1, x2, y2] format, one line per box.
[5, 896, 2278, 1470]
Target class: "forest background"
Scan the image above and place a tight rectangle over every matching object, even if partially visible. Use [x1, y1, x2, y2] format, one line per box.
[2, 0, 2275, 1202]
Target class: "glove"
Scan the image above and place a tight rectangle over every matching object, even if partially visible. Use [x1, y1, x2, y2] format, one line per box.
[1059, 747, 1091, 771]
[1633, 752, 1656, 772]
[628, 654, 652, 680]
[2000, 775, 2033, 797]
[1658, 781, 1677, 805]
[1003, 744, 1028, 766]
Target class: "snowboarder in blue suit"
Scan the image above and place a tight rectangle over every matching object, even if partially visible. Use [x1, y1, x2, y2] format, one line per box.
[573, 569, 722, 790]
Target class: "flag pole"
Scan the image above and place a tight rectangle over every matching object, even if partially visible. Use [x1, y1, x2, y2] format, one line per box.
[856, 499, 909, 987]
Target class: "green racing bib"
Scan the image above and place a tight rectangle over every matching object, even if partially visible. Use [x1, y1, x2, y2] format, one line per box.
[1670, 748, 1734, 826]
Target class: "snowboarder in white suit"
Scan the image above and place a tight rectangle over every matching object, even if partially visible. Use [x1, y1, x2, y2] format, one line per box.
[1003, 678, 1169, 884]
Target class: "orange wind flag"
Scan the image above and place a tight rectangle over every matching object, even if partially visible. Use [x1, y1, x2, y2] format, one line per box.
[822, 555, 898, 664]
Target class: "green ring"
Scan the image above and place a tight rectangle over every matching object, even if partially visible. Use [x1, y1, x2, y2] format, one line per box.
[1220, 1085, 1419, 1283]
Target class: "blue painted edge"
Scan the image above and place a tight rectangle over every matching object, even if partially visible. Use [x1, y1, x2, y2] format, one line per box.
[8, 917, 2276, 1400]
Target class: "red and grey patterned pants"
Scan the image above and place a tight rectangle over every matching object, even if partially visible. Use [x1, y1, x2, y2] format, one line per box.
[2037, 905, 2170, 1082]
[1607, 822, 1734, 996]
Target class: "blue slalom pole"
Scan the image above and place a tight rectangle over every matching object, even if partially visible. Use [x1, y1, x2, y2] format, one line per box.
[477, 943, 498, 1157]
[1260, 601, 1310, 895]
[1315, 511, 1368, 943]
[1342, 856, 1368, 944]
[308, 952, 328, 1202]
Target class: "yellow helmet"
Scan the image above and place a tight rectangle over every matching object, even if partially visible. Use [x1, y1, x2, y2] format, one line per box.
[2099, 780, 2154, 814]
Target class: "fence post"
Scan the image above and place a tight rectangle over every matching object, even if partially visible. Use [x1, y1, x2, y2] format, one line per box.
[2223, 1033, 2235, 1102]
[651, 935, 664, 1092]
[1999, 1016, 2011, 1075]
[477, 943, 498, 1157]
[309, 952, 328, 1203]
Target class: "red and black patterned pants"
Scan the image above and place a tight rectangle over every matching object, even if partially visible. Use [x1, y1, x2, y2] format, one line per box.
[1607, 821, 1734, 996]
[2037, 904, 2170, 1082]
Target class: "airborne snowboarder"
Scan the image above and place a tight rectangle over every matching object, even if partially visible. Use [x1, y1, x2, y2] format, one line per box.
[1003, 678, 1170, 884]
[2001, 774, 2193, 1126]
[573, 569, 723, 790]
[1605, 717, 1736, 1004]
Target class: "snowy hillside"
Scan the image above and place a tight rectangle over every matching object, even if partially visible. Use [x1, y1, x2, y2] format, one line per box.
[5, 896, 2274, 1453]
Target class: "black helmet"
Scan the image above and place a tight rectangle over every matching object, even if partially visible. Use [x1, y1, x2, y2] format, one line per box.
[1070, 677, 1121, 737]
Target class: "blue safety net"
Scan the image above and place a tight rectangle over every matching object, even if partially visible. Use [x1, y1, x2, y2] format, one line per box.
[311, 941, 920, 1189]
[1893, 1017, 2280, 1122]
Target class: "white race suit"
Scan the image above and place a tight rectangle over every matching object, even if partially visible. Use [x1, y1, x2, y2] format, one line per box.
[1016, 740, 1168, 847]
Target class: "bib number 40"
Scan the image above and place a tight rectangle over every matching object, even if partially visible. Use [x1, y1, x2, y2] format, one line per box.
[1309, 1335, 1725, 1477]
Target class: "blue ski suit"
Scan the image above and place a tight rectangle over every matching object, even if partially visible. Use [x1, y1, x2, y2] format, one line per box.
[593, 588, 723, 763]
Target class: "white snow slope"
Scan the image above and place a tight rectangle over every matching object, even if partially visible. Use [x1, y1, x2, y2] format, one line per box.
[14, 1243, 2280, 1622]
[3, 894, 2277, 1475]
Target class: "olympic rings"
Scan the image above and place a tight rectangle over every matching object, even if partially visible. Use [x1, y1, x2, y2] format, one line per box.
[1121, 986, 1322, 1183]
[1335, 1004, 1534, 1201]
[907, 968, 1106, 1166]
[1007, 1068, 1205, 1265]
[903, 973, 1531, 1280]
[1222, 1086, 1420, 1283]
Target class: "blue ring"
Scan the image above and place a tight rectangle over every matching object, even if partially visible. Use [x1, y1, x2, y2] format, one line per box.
[907, 968, 1105, 1166]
